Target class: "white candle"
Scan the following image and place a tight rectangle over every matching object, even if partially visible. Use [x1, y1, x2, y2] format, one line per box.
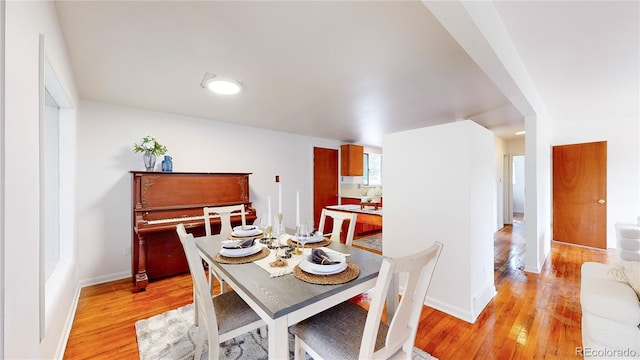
[278, 182, 282, 214]
[268, 196, 272, 226]
[296, 190, 300, 226]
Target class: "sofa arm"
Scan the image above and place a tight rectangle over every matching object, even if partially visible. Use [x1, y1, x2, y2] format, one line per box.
[580, 262, 640, 327]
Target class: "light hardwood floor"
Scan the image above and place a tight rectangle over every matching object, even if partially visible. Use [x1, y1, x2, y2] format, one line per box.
[63, 218, 617, 359]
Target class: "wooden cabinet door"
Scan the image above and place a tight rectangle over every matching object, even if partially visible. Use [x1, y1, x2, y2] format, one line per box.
[313, 147, 338, 230]
[340, 144, 363, 176]
[553, 141, 607, 248]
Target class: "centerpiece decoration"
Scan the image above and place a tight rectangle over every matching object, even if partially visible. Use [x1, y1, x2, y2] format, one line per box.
[133, 135, 168, 171]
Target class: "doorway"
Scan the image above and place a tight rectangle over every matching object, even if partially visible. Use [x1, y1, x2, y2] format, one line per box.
[552, 141, 607, 249]
[512, 155, 525, 220]
[503, 154, 525, 226]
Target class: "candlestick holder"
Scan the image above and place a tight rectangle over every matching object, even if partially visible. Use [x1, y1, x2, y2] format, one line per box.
[275, 213, 285, 245]
[292, 224, 303, 255]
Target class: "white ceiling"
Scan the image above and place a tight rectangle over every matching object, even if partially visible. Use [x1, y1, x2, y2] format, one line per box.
[54, 1, 638, 148]
[494, 1, 639, 124]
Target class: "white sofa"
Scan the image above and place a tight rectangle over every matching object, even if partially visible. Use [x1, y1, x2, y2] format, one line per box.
[580, 262, 640, 359]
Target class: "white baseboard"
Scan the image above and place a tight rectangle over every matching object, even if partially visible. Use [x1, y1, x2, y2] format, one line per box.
[472, 281, 496, 319]
[425, 295, 477, 324]
[54, 283, 81, 360]
[424, 281, 496, 324]
[524, 248, 550, 274]
[524, 264, 541, 273]
[79, 271, 131, 288]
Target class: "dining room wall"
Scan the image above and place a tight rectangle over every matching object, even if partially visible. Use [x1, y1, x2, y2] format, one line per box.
[75, 100, 341, 286]
[383, 120, 497, 324]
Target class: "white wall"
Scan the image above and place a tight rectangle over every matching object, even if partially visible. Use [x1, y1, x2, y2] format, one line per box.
[507, 137, 525, 155]
[4, 1, 78, 359]
[0, 1, 5, 356]
[384, 120, 496, 323]
[524, 114, 553, 273]
[76, 100, 341, 284]
[553, 117, 640, 248]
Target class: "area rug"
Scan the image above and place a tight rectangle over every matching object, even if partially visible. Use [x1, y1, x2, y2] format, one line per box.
[352, 233, 382, 253]
[135, 303, 437, 360]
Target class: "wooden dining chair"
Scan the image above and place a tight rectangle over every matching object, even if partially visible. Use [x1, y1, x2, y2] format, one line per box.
[202, 204, 247, 293]
[317, 209, 357, 245]
[176, 223, 266, 360]
[293, 241, 443, 360]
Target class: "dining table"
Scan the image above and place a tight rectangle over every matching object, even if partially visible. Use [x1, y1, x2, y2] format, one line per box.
[195, 233, 384, 360]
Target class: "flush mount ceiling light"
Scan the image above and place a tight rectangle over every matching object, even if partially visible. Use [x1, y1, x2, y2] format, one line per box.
[200, 72, 242, 95]
[515, 131, 526, 135]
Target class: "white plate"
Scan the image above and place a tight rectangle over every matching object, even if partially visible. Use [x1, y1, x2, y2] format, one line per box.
[232, 226, 262, 237]
[306, 253, 346, 273]
[292, 234, 325, 244]
[298, 258, 347, 275]
[220, 243, 262, 258]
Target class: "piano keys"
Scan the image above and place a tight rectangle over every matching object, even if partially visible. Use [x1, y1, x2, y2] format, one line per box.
[131, 171, 256, 292]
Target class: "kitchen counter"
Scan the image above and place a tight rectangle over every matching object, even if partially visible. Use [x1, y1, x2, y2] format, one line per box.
[326, 204, 382, 229]
[326, 204, 382, 216]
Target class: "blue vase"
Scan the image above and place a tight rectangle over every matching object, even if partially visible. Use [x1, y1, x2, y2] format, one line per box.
[162, 155, 173, 172]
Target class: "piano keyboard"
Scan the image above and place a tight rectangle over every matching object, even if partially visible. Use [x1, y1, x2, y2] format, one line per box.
[147, 215, 205, 224]
[146, 214, 226, 224]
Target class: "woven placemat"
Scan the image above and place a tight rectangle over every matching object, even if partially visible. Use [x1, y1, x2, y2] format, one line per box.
[287, 238, 331, 248]
[227, 233, 263, 240]
[214, 247, 270, 264]
[293, 262, 359, 285]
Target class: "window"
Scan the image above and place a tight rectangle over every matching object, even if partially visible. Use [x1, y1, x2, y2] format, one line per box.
[41, 50, 73, 340]
[363, 153, 382, 186]
[43, 89, 60, 281]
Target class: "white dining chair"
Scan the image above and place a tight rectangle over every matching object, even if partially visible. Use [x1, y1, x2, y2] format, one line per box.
[293, 241, 443, 360]
[203, 204, 247, 237]
[176, 223, 266, 360]
[317, 208, 357, 245]
[202, 204, 247, 293]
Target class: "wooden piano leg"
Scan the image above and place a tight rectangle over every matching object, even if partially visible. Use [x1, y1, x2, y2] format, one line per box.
[135, 273, 148, 292]
[134, 234, 148, 292]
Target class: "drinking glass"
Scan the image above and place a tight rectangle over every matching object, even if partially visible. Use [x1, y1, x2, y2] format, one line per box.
[264, 224, 273, 242]
[258, 215, 269, 240]
[296, 223, 310, 254]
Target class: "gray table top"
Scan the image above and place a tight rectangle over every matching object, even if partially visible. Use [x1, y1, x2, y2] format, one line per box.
[195, 236, 383, 319]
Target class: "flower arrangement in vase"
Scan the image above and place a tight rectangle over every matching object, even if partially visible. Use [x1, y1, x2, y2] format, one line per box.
[133, 135, 168, 171]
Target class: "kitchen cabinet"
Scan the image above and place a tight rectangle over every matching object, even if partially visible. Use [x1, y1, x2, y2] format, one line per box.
[340, 144, 363, 176]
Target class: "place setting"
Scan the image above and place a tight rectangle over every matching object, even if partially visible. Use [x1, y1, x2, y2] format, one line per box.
[287, 223, 331, 249]
[214, 237, 270, 264]
[227, 224, 263, 240]
[293, 248, 359, 285]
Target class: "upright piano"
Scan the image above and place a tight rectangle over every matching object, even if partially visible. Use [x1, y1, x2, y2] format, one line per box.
[131, 171, 256, 292]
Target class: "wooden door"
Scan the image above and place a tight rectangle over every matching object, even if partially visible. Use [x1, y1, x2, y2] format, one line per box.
[553, 141, 607, 248]
[313, 147, 338, 231]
